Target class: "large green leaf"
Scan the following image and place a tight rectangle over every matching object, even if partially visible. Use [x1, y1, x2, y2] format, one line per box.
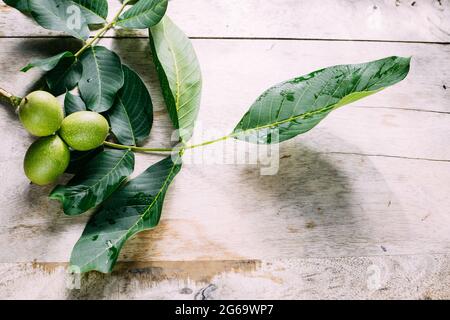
[72, 0, 108, 24]
[149, 16, 202, 142]
[233, 56, 411, 144]
[28, 0, 90, 40]
[108, 65, 153, 146]
[70, 156, 182, 273]
[4, 0, 31, 13]
[50, 149, 135, 216]
[21, 51, 74, 72]
[64, 91, 86, 115]
[46, 57, 83, 96]
[117, 0, 168, 29]
[78, 46, 124, 112]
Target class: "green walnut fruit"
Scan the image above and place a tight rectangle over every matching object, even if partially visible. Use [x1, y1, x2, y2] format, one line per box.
[24, 135, 70, 186]
[59, 111, 109, 151]
[19, 91, 64, 136]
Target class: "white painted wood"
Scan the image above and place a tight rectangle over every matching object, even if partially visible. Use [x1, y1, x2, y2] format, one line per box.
[1, 1, 450, 300]
[0, 0, 449, 42]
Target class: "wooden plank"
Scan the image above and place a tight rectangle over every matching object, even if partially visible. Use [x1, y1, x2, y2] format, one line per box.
[1, 254, 449, 299]
[0, 0, 449, 42]
[1, 150, 450, 262]
[0, 38, 448, 113]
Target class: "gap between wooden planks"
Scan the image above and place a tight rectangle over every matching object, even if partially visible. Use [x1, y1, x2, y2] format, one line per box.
[1, 253, 449, 299]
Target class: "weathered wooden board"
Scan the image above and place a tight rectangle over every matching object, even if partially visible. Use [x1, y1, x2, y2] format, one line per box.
[0, 0, 449, 42]
[1, 254, 450, 299]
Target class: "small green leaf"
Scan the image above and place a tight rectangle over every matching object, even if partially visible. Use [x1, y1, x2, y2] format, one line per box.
[29, 0, 90, 40]
[50, 149, 135, 216]
[64, 91, 86, 115]
[21, 51, 74, 73]
[78, 46, 124, 112]
[4, 0, 31, 13]
[108, 65, 153, 146]
[70, 155, 182, 273]
[46, 57, 83, 96]
[72, 0, 108, 24]
[149, 16, 202, 142]
[117, 0, 168, 29]
[233, 56, 411, 144]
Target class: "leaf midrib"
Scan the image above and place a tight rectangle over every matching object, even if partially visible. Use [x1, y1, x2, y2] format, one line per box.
[74, 0, 105, 20]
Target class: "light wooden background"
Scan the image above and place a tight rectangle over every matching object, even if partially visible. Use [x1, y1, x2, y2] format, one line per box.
[0, 0, 449, 299]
